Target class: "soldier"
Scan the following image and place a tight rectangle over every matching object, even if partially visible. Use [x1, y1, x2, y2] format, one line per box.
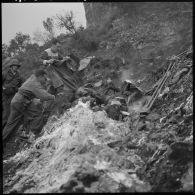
[40, 38, 64, 94]
[3, 69, 57, 144]
[40, 38, 79, 117]
[2, 59, 23, 128]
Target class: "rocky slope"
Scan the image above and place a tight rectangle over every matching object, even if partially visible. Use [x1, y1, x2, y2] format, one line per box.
[84, 2, 192, 81]
[2, 2, 193, 193]
[3, 48, 193, 193]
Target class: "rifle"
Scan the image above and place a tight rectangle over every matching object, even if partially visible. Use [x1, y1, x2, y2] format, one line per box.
[143, 59, 176, 112]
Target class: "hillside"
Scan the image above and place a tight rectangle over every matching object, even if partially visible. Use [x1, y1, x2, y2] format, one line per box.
[2, 2, 193, 193]
[84, 2, 192, 80]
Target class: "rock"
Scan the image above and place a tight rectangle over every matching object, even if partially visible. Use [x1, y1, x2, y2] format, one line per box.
[75, 166, 100, 187]
[115, 97, 126, 105]
[137, 121, 146, 131]
[107, 140, 122, 148]
[105, 104, 121, 120]
[127, 96, 150, 113]
[99, 41, 107, 49]
[113, 57, 124, 68]
[59, 178, 78, 192]
[110, 99, 121, 106]
[92, 105, 102, 112]
[9, 189, 19, 194]
[146, 112, 161, 121]
[94, 80, 103, 87]
[74, 184, 85, 192]
[171, 68, 190, 84]
[107, 172, 151, 192]
[168, 142, 193, 163]
[95, 122, 106, 129]
[145, 121, 155, 130]
[180, 163, 193, 191]
[158, 87, 170, 98]
[126, 143, 139, 150]
[76, 86, 88, 96]
[79, 56, 94, 71]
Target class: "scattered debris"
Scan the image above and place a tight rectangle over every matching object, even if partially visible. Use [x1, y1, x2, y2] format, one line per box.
[3, 48, 193, 193]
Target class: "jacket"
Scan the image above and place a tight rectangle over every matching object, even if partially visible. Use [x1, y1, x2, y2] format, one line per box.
[40, 48, 63, 63]
[2, 69, 23, 96]
[12, 74, 55, 104]
[40, 48, 79, 91]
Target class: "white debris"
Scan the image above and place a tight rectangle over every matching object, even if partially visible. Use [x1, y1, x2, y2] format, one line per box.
[79, 56, 95, 71]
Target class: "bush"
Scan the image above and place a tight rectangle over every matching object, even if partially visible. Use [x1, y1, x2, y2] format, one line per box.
[72, 28, 100, 52]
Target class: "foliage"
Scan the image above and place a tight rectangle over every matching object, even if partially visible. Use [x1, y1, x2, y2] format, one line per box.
[2, 32, 46, 79]
[18, 42, 43, 79]
[7, 32, 31, 56]
[2, 43, 10, 59]
[71, 27, 99, 52]
[2, 3, 193, 193]
[38, 10, 99, 53]
[42, 17, 55, 38]
[55, 11, 78, 35]
[3, 48, 193, 193]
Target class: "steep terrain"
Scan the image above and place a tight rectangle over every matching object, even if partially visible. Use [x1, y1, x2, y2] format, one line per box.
[2, 2, 193, 193]
[3, 49, 193, 193]
[84, 2, 192, 82]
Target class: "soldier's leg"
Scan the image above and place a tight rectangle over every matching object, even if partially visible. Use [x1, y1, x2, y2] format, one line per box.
[42, 85, 57, 119]
[2, 97, 12, 128]
[25, 101, 45, 137]
[22, 115, 31, 135]
[3, 102, 24, 142]
[53, 86, 65, 115]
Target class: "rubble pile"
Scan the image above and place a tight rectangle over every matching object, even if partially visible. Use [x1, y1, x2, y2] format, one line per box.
[3, 48, 193, 192]
[3, 101, 151, 193]
[82, 56, 124, 83]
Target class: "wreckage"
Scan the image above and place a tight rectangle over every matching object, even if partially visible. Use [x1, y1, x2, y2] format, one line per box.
[3, 46, 193, 193]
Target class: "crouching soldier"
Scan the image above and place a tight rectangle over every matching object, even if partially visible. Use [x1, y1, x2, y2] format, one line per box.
[3, 69, 56, 145]
[2, 59, 23, 128]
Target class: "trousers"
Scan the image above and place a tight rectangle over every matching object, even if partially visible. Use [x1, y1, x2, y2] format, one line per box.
[2, 95, 14, 128]
[3, 100, 45, 142]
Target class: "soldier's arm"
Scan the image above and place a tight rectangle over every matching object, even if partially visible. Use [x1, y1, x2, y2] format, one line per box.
[9, 74, 25, 94]
[18, 75, 25, 87]
[2, 72, 15, 95]
[39, 51, 51, 66]
[58, 53, 64, 61]
[33, 84, 55, 101]
[69, 53, 80, 65]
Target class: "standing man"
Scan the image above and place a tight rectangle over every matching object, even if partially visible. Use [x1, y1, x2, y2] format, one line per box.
[2, 59, 23, 128]
[40, 38, 79, 117]
[3, 69, 56, 144]
[40, 38, 64, 94]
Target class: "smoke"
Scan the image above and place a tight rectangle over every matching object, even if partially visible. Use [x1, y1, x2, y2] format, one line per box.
[120, 68, 134, 83]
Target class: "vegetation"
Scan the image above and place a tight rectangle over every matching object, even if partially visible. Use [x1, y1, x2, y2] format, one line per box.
[2, 3, 193, 193]
[2, 10, 103, 78]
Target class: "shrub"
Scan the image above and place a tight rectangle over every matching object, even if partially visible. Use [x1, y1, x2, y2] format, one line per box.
[71, 28, 100, 52]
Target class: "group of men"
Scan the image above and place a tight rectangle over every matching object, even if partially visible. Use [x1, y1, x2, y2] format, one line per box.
[2, 38, 81, 146]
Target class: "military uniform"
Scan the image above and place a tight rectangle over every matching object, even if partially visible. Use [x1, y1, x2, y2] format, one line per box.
[3, 74, 55, 142]
[40, 48, 64, 90]
[2, 59, 23, 128]
[40, 48, 80, 116]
